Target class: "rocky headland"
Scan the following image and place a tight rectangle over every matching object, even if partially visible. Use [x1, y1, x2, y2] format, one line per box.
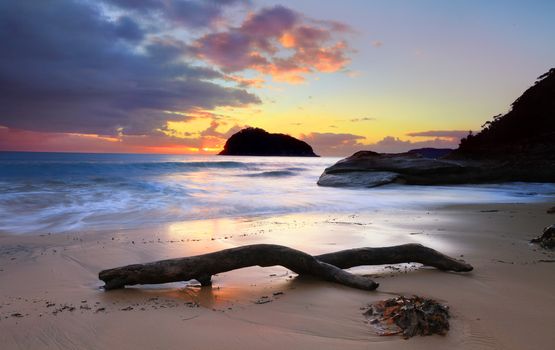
[318, 68, 555, 188]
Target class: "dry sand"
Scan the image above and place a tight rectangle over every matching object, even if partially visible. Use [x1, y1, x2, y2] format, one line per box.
[1, 202, 554, 349]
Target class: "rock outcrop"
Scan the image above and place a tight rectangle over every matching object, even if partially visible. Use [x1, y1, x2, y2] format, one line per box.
[318, 68, 555, 188]
[408, 148, 453, 159]
[318, 151, 472, 187]
[318, 150, 555, 187]
[531, 225, 555, 249]
[219, 127, 318, 157]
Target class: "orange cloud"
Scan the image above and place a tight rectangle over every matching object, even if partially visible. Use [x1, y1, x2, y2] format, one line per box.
[225, 74, 265, 88]
[279, 32, 296, 48]
[0, 120, 242, 155]
[303, 41, 350, 72]
[193, 5, 352, 84]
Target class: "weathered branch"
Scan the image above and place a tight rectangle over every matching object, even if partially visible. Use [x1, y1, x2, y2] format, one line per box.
[99, 243, 472, 291]
[316, 243, 473, 272]
[99, 244, 379, 291]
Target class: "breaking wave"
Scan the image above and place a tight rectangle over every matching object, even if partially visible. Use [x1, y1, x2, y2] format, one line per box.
[1, 152, 554, 235]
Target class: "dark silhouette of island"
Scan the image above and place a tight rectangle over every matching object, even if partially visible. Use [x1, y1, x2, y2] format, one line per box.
[318, 68, 555, 187]
[219, 127, 318, 157]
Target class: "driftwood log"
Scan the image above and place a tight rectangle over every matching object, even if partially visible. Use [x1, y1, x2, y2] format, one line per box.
[99, 243, 472, 291]
[315, 244, 472, 272]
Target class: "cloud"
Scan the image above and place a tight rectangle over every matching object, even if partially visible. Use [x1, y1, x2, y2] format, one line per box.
[0, 126, 126, 153]
[193, 5, 352, 83]
[300, 132, 367, 156]
[242, 5, 298, 36]
[105, 0, 250, 29]
[0, 121, 241, 154]
[371, 136, 456, 153]
[406, 130, 473, 140]
[301, 132, 461, 157]
[0, 1, 354, 153]
[224, 74, 265, 88]
[349, 117, 375, 122]
[0, 1, 259, 136]
[200, 120, 242, 139]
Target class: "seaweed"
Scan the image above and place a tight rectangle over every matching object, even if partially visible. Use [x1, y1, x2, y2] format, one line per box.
[363, 296, 450, 339]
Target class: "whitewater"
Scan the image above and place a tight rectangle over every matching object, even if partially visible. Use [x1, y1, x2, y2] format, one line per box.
[1, 151, 554, 234]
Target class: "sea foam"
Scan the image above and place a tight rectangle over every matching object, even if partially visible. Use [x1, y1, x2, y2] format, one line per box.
[1, 152, 553, 234]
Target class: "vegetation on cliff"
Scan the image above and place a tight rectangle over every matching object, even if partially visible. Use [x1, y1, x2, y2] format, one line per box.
[456, 68, 555, 158]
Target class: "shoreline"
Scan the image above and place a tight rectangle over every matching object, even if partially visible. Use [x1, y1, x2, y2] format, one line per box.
[1, 201, 554, 349]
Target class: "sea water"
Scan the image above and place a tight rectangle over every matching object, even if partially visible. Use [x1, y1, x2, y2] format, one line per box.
[1, 152, 554, 234]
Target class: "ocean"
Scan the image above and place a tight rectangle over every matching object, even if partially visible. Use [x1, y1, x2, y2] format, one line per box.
[1, 151, 554, 235]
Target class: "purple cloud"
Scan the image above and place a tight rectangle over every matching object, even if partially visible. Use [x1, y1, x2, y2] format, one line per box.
[0, 1, 259, 136]
[193, 5, 351, 82]
[105, 0, 250, 29]
[302, 132, 461, 157]
[406, 130, 473, 139]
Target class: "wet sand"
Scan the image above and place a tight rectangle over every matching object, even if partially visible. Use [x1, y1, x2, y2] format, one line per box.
[1, 202, 554, 349]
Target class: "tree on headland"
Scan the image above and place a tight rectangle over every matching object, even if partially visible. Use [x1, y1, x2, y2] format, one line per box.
[456, 68, 555, 157]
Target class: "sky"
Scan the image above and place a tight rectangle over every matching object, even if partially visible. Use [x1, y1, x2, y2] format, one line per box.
[0, 0, 554, 156]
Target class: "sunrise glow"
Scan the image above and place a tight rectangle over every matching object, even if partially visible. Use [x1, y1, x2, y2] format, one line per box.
[0, 1, 554, 156]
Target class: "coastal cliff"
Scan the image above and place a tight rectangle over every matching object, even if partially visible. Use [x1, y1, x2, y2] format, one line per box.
[454, 68, 555, 158]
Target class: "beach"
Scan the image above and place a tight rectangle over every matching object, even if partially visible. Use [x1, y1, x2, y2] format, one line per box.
[1, 202, 554, 349]
[2, 1, 555, 348]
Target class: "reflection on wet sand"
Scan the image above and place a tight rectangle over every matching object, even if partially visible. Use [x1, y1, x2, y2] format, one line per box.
[1, 204, 555, 349]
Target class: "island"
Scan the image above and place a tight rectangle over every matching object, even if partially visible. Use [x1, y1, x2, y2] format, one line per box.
[219, 127, 319, 157]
